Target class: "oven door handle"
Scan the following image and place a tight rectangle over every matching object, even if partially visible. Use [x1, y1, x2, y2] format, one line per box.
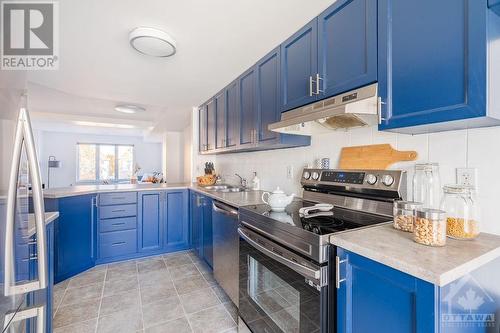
[238, 228, 320, 280]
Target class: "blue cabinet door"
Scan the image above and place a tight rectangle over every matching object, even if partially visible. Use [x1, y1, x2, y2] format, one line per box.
[337, 248, 437, 333]
[138, 191, 163, 252]
[165, 190, 190, 251]
[202, 195, 213, 268]
[257, 47, 280, 143]
[190, 191, 203, 257]
[206, 99, 216, 151]
[239, 67, 257, 146]
[280, 19, 318, 112]
[54, 195, 95, 283]
[490, 0, 500, 15]
[199, 104, 208, 152]
[225, 80, 239, 148]
[318, 0, 377, 98]
[378, 0, 487, 131]
[215, 90, 226, 149]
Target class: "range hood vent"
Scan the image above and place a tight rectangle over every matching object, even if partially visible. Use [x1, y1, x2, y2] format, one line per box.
[269, 83, 380, 136]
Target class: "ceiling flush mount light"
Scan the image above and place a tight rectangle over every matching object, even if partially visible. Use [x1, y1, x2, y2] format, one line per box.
[129, 27, 176, 57]
[114, 104, 146, 114]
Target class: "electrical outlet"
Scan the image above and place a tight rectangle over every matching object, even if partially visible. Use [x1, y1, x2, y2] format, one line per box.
[456, 168, 477, 187]
[286, 165, 294, 179]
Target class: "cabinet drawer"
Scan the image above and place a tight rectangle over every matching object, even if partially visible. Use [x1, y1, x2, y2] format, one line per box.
[100, 204, 137, 219]
[99, 230, 137, 259]
[100, 217, 136, 233]
[99, 192, 137, 206]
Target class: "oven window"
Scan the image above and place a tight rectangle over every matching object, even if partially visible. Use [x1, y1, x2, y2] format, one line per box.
[239, 239, 321, 333]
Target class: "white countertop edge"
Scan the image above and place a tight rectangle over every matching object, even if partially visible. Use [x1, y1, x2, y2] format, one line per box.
[330, 235, 500, 287]
[43, 185, 190, 199]
[27, 211, 59, 237]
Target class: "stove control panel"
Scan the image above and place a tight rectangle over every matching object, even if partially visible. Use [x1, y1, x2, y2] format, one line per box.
[301, 168, 406, 192]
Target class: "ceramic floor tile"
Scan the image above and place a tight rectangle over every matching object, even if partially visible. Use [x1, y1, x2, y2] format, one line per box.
[194, 261, 212, 275]
[103, 275, 139, 297]
[202, 272, 218, 286]
[68, 270, 106, 288]
[222, 302, 238, 323]
[169, 263, 202, 281]
[144, 316, 192, 333]
[164, 253, 192, 267]
[106, 264, 137, 281]
[53, 298, 100, 328]
[99, 290, 141, 316]
[137, 258, 168, 274]
[179, 288, 220, 314]
[188, 304, 237, 333]
[138, 269, 172, 289]
[211, 285, 231, 303]
[140, 281, 177, 305]
[173, 276, 209, 295]
[97, 308, 143, 333]
[142, 296, 185, 328]
[53, 318, 97, 333]
[61, 282, 103, 306]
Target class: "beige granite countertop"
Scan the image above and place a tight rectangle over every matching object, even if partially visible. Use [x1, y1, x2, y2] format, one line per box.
[43, 183, 269, 208]
[330, 224, 500, 286]
[28, 211, 59, 236]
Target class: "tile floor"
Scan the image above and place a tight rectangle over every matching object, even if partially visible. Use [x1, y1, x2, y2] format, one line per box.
[52, 250, 239, 333]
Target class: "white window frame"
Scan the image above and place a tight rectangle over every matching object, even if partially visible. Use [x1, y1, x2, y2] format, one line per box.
[76, 143, 135, 184]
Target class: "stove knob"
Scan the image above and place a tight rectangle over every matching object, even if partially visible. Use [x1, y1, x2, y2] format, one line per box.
[303, 171, 311, 180]
[304, 224, 311, 231]
[312, 227, 320, 234]
[382, 174, 395, 186]
[366, 174, 378, 185]
[311, 171, 320, 180]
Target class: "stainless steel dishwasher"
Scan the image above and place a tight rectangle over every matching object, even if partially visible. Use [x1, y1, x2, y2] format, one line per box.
[212, 200, 239, 305]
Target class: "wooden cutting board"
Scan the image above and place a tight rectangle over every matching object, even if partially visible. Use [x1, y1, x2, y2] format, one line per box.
[339, 144, 418, 170]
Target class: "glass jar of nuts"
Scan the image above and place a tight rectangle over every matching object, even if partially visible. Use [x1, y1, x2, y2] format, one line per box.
[414, 209, 447, 247]
[393, 201, 423, 232]
[440, 185, 480, 240]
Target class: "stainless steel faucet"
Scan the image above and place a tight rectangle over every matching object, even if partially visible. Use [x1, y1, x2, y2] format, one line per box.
[235, 173, 247, 187]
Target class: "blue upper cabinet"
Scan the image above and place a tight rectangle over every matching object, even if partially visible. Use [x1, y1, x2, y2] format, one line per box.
[225, 80, 239, 148]
[378, 0, 499, 133]
[318, 0, 377, 99]
[280, 19, 318, 112]
[215, 90, 226, 149]
[490, 0, 500, 15]
[337, 248, 437, 333]
[206, 99, 216, 151]
[257, 47, 280, 143]
[198, 104, 208, 152]
[164, 190, 190, 251]
[138, 191, 164, 252]
[239, 67, 257, 147]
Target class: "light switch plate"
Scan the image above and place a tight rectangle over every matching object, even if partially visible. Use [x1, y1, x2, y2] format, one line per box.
[456, 168, 477, 187]
[286, 165, 294, 179]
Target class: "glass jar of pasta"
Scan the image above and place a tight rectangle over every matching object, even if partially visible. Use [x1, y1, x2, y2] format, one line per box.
[440, 185, 480, 240]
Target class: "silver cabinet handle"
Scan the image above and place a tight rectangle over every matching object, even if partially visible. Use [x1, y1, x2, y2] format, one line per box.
[315, 73, 324, 95]
[336, 256, 347, 289]
[3, 305, 45, 332]
[309, 76, 314, 97]
[238, 228, 320, 281]
[5, 107, 47, 296]
[378, 97, 387, 123]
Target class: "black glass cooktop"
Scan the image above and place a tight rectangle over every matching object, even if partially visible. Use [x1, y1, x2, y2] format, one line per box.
[241, 200, 389, 236]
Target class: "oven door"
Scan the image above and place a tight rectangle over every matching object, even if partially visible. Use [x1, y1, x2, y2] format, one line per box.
[238, 226, 328, 333]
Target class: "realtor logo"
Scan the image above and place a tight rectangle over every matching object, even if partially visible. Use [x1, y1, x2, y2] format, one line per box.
[1, 0, 59, 70]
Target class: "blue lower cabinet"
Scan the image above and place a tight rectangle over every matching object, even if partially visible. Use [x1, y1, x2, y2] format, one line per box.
[138, 191, 164, 252]
[164, 190, 190, 251]
[490, 0, 500, 15]
[99, 229, 137, 259]
[189, 190, 213, 268]
[202, 195, 213, 268]
[47, 195, 96, 283]
[336, 248, 437, 333]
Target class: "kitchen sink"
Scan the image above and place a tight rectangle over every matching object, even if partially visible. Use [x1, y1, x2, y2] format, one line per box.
[203, 184, 249, 192]
[219, 187, 249, 193]
[204, 185, 230, 190]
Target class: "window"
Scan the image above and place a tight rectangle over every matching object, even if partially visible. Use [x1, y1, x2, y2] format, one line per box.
[77, 143, 134, 182]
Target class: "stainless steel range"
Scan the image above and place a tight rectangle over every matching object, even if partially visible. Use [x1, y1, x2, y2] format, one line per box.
[237, 168, 406, 333]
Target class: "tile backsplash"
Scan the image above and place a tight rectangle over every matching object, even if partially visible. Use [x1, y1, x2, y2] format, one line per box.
[212, 125, 500, 235]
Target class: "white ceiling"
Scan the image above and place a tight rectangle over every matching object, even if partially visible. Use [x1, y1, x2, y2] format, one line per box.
[28, 0, 334, 132]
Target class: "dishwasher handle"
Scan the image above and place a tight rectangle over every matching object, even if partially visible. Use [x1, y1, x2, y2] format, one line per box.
[212, 201, 238, 217]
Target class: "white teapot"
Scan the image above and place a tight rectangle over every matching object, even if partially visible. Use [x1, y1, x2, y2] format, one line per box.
[262, 187, 295, 212]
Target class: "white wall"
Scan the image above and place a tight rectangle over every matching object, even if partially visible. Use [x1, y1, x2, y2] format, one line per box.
[183, 123, 193, 183]
[208, 125, 500, 235]
[39, 131, 162, 188]
[163, 131, 184, 183]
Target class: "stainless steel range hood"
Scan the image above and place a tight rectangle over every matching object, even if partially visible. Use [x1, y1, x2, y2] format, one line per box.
[269, 83, 380, 136]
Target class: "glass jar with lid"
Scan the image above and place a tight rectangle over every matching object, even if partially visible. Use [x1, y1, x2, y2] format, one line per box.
[393, 201, 423, 232]
[413, 163, 441, 209]
[414, 208, 447, 247]
[440, 184, 480, 240]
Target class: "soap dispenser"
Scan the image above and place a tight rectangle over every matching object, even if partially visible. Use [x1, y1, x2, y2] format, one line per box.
[251, 172, 260, 190]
